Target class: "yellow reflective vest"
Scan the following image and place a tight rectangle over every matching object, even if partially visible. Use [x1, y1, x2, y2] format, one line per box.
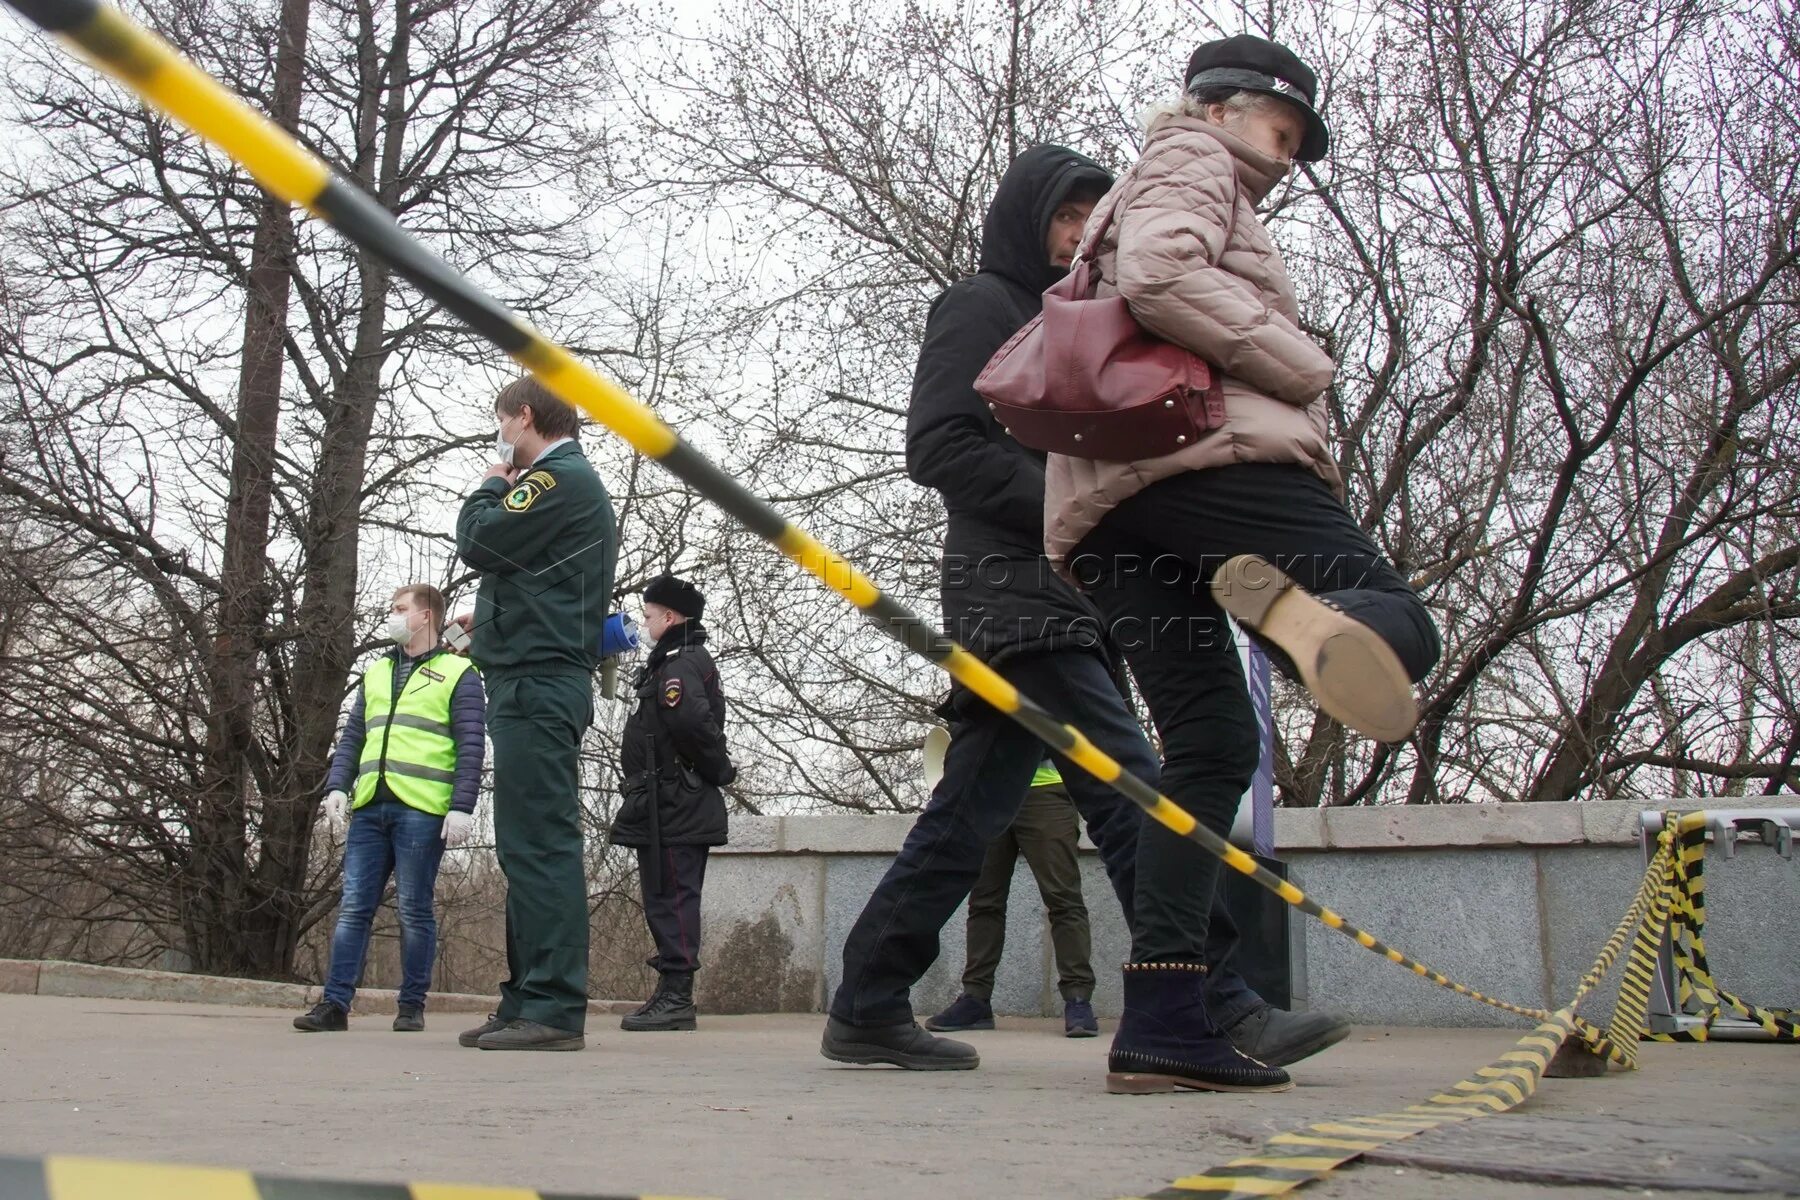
[354, 652, 477, 817]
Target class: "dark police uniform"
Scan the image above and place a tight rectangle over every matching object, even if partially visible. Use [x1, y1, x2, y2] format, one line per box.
[456, 439, 615, 1035]
[612, 619, 732, 979]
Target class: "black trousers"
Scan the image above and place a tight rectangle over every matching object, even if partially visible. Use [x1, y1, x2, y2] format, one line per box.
[1071, 463, 1441, 962]
[638, 844, 708, 974]
[829, 647, 1265, 1028]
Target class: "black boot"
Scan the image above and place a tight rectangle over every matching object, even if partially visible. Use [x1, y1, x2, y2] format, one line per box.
[620, 971, 697, 1032]
[293, 1001, 347, 1032]
[820, 1017, 979, 1070]
[1107, 963, 1291, 1094]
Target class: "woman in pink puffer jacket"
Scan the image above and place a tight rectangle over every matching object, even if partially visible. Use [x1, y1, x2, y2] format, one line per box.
[1047, 35, 1442, 1096]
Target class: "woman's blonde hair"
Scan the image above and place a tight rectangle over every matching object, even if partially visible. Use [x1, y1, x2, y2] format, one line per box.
[1142, 88, 1285, 133]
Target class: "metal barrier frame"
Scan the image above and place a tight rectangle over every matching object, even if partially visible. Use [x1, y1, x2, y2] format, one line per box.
[1638, 807, 1797, 1040]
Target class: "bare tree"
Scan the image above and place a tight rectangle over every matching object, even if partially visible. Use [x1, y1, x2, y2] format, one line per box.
[0, 0, 621, 973]
[608, 0, 1798, 809]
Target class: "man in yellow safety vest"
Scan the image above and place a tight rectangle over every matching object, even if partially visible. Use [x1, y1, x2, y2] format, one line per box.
[294, 582, 486, 1034]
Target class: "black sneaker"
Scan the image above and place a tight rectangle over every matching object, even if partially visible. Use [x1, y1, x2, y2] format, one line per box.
[393, 1004, 425, 1033]
[1063, 998, 1099, 1038]
[293, 1001, 347, 1032]
[476, 1019, 586, 1051]
[458, 1013, 507, 1047]
[821, 1017, 979, 1070]
[924, 993, 994, 1032]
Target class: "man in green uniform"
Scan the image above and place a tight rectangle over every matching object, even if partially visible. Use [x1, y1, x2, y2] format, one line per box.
[454, 376, 616, 1051]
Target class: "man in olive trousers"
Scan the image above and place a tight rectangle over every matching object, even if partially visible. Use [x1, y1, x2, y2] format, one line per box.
[455, 376, 616, 1051]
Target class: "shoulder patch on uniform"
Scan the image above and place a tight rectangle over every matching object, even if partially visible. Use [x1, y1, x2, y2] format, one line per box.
[662, 677, 683, 707]
[503, 473, 554, 513]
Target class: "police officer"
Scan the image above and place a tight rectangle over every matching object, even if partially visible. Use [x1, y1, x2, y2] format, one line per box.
[611, 574, 735, 1032]
[454, 377, 616, 1052]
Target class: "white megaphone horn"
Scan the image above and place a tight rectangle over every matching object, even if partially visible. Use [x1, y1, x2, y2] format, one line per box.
[922, 726, 951, 793]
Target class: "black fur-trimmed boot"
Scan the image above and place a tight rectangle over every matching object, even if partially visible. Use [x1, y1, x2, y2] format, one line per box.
[620, 971, 697, 1031]
[1107, 962, 1292, 1094]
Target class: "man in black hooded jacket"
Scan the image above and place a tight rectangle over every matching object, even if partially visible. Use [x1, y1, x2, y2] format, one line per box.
[820, 145, 1346, 1077]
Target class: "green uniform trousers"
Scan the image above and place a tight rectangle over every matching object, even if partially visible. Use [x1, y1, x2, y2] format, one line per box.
[488, 670, 594, 1032]
[962, 781, 1095, 1002]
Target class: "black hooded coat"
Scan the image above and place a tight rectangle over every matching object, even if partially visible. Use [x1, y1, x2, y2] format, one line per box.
[905, 145, 1117, 671]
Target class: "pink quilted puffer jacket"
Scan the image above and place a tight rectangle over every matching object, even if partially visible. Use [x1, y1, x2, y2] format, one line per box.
[1043, 111, 1343, 570]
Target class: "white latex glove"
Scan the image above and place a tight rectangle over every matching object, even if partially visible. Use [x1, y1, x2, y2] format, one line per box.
[322, 790, 349, 828]
[442, 810, 475, 847]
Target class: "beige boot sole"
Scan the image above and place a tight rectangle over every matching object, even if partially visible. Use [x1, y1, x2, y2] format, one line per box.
[1211, 554, 1418, 743]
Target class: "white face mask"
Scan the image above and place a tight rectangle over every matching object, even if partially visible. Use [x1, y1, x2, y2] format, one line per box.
[495, 416, 518, 466]
[387, 613, 415, 646]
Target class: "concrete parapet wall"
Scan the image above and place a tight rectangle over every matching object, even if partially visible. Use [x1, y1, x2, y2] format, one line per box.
[700, 798, 1799, 1026]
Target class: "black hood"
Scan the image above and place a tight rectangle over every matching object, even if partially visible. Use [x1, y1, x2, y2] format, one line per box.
[978, 144, 1115, 295]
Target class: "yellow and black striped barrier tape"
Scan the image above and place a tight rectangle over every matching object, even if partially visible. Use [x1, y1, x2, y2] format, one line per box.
[1126, 811, 1795, 1199]
[1644, 814, 1798, 1042]
[0, 1156, 715, 1199]
[6, 9, 1791, 1198]
[0, 0, 1579, 1038]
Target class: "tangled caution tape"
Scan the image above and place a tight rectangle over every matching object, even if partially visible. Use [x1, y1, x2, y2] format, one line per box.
[1643, 812, 1798, 1043]
[0, 1155, 717, 1199]
[1121, 812, 1796, 1200]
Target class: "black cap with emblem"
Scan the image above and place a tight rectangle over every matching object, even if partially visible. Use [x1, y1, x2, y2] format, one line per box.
[1185, 34, 1330, 162]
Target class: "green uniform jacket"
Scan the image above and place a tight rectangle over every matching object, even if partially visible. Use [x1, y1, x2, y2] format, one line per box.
[456, 441, 617, 673]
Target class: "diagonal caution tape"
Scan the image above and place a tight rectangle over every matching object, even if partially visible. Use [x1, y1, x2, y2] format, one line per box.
[1, 22, 1787, 1200]
[1, 0, 1587, 1038]
[0, 1155, 719, 1199]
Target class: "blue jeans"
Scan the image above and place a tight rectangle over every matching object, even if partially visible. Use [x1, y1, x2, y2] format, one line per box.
[323, 798, 446, 1011]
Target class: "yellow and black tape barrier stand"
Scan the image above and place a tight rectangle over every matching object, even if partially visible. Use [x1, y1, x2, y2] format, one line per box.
[0, 1155, 715, 1200]
[1644, 815, 1798, 1042]
[1, 0, 1571, 1036]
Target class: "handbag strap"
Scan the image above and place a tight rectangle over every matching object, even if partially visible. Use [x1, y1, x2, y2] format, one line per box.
[1072, 145, 1245, 297]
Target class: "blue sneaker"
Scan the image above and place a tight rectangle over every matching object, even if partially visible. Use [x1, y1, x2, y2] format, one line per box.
[1064, 998, 1098, 1038]
[925, 993, 994, 1032]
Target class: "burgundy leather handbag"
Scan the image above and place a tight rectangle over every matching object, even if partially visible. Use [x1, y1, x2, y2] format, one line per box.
[975, 172, 1234, 461]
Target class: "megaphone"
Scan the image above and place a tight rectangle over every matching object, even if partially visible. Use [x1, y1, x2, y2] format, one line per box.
[600, 611, 640, 658]
[597, 612, 641, 702]
[922, 726, 950, 793]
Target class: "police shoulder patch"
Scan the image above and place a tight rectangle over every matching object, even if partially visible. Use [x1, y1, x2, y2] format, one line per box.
[662, 677, 683, 707]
